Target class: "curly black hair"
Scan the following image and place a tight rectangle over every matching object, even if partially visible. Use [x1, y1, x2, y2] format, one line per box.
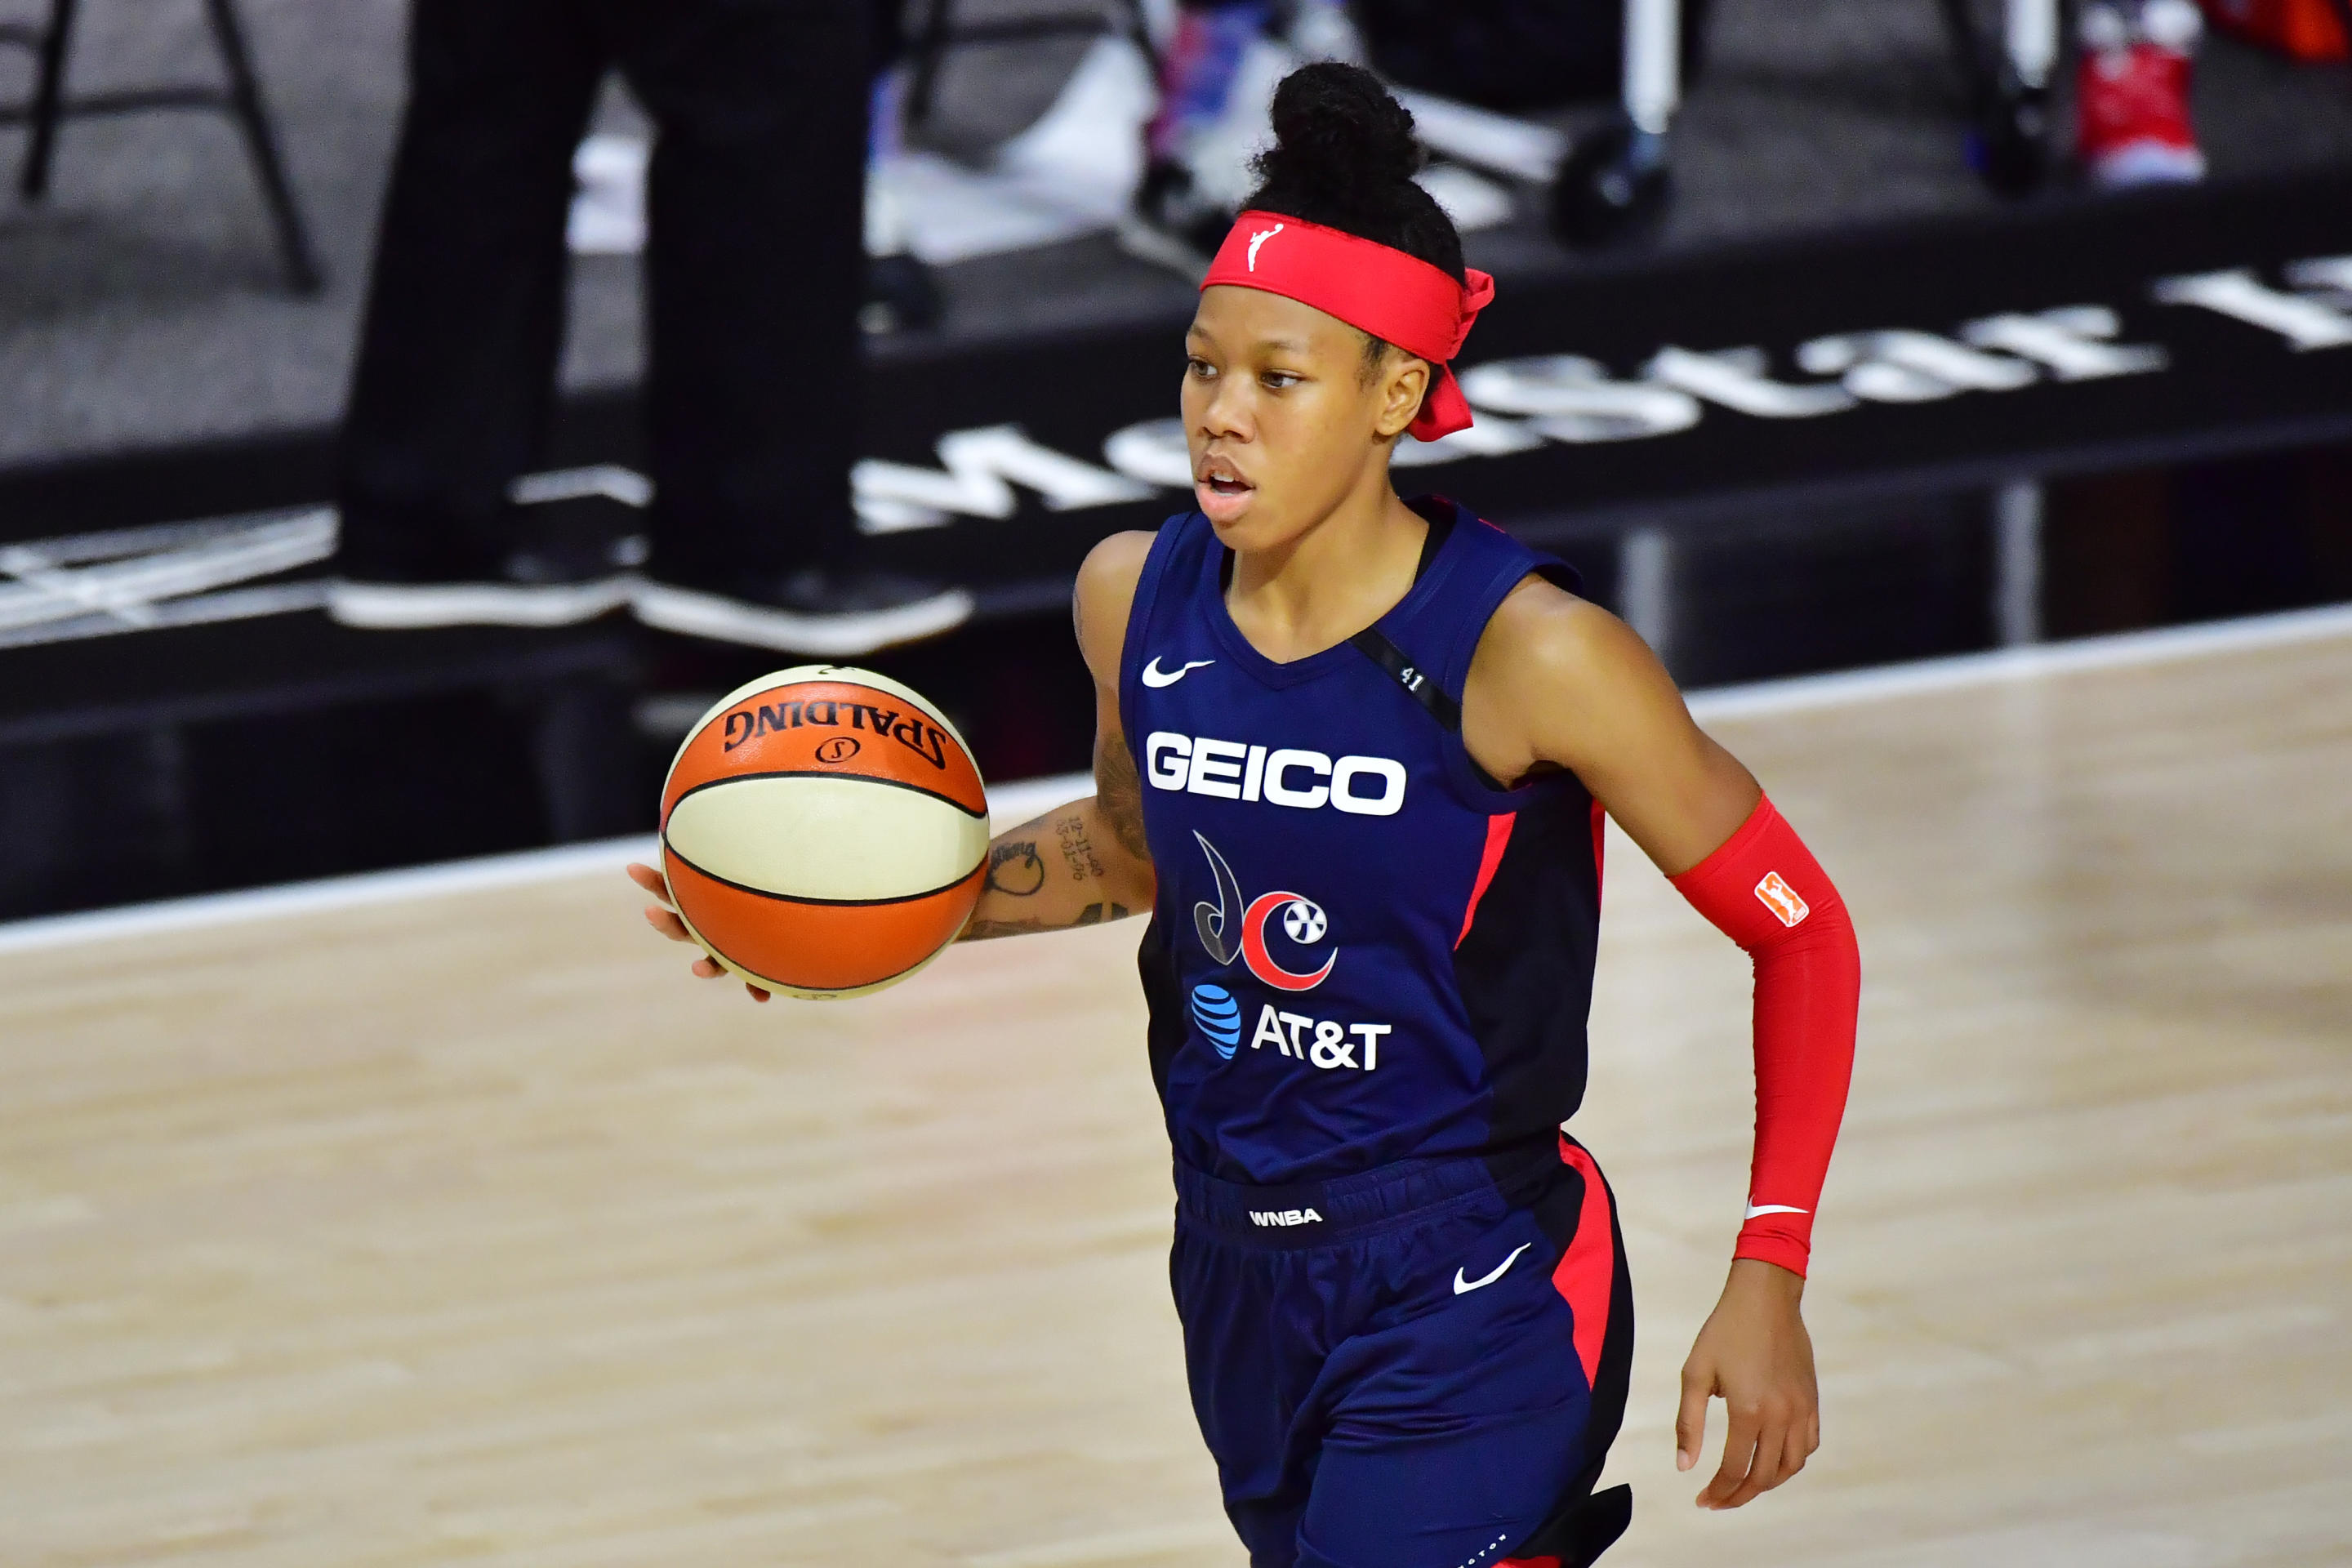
[1242, 61, 1466, 288]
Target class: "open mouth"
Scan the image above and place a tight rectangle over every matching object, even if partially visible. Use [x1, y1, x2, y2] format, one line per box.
[1196, 457, 1255, 503]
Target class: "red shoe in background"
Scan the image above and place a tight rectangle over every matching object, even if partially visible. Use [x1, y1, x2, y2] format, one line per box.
[2077, 0, 2208, 186]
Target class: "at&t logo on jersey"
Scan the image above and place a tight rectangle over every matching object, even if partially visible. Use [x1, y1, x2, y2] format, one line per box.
[1187, 834, 1394, 1074]
[1248, 1006, 1389, 1071]
[1190, 983, 1243, 1058]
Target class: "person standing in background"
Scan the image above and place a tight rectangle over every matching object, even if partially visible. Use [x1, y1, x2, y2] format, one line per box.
[330, 0, 971, 656]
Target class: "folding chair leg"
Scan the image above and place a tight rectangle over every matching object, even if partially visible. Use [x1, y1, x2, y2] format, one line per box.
[199, 0, 321, 292]
[1936, 0, 1994, 113]
[1624, 0, 1680, 136]
[1116, 0, 1160, 74]
[906, 0, 953, 129]
[1954, 0, 2055, 195]
[1551, 0, 1677, 243]
[2004, 0, 2059, 88]
[19, 0, 79, 199]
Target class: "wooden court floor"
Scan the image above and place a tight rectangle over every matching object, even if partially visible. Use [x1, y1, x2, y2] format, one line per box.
[2, 624, 2346, 1568]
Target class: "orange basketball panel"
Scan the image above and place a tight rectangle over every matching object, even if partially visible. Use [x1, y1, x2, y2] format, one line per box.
[664, 851, 986, 994]
[665, 679, 985, 817]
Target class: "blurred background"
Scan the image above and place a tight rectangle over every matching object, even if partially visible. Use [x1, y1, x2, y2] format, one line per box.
[2, 0, 2349, 920]
[2, 7, 2349, 1566]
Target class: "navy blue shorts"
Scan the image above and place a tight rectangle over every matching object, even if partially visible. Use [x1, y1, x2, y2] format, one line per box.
[1170, 1136, 1634, 1568]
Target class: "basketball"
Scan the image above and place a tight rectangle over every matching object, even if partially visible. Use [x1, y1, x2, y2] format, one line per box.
[659, 666, 990, 999]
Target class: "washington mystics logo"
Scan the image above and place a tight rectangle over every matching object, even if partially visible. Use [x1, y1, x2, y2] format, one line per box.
[1191, 831, 1337, 991]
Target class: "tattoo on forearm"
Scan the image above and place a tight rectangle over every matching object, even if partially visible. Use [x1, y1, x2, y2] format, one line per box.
[962, 902, 1129, 942]
[1094, 733, 1151, 864]
[985, 839, 1045, 897]
[957, 776, 1144, 942]
[962, 916, 1051, 941]
[1055, 813, 1106, 882]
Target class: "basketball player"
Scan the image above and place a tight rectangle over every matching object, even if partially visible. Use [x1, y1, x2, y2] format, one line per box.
[631, 62, 1860, 1568]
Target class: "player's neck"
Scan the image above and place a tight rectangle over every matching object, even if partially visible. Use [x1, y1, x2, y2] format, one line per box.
[1225, 478, 1425, 665]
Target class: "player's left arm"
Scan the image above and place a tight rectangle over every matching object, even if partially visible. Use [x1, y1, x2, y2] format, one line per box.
[1463, 577, 1861, 1512]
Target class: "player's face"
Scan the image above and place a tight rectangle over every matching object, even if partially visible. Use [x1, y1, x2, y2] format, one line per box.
[1182, 287, 1427, 550]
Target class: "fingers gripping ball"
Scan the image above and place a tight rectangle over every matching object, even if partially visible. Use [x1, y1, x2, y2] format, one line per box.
[660, 666, 989, 999]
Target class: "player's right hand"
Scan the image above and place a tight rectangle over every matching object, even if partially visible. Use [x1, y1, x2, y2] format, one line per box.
[1676, 1258, 1818, 1509]
[626, 862, 772, 1002]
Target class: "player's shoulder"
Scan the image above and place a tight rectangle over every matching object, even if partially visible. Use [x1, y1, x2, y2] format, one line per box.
[1476, 570, 1656, 703]
[1077, 528, 1158, 596]
[1073, 529, 1160, 683]
[1075, 528, 1158, 625]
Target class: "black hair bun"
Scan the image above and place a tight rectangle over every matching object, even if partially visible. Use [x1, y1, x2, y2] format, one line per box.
[1254, 61, 1423, 198]
[1242, 61, 1464, 284]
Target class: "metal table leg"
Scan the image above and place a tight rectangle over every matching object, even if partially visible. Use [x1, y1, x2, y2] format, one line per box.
[17, 0, 79, 198]
[1550, 0, 1677, 245]
[202, 0, 321, 293]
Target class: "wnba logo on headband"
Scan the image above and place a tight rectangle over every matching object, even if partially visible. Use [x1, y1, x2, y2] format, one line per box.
[1201, 210, 1495, 443]
[1246, 223, 1284, 270]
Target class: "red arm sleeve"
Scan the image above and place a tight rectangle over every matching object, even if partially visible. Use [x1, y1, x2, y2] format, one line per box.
[1667, 795, 1860, 1277]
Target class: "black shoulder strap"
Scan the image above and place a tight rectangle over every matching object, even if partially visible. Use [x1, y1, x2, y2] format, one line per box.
[1348, 625, 1461, 732]
[1348, 505, 1464, 730]
[1359, 559, 1579, 728]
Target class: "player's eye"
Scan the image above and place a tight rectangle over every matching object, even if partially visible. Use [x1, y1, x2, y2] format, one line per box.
[1187, 357, 1218, 381]
[1260, 370, 1302, 390]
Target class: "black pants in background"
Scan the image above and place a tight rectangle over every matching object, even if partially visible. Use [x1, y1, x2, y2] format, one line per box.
[339, 0, 871, 583]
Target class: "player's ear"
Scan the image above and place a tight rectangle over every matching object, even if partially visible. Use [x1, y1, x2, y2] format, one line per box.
[1373, 353, 1431, 441]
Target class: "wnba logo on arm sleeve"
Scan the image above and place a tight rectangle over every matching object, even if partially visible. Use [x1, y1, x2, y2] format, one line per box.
[1754, 871, 1811, 927]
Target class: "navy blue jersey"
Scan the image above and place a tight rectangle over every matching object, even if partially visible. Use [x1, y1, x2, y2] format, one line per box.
[1120, 498, 1605, 1186]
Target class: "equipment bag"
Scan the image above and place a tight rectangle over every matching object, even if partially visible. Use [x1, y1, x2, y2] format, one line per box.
[1352, 0, 1714, 110]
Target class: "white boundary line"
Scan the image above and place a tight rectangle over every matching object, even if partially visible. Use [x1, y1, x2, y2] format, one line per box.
[1685, 600, 2352, 720]
[1, 604, 2345, 956]
[0, 836, 661, 958]
[0, 774, 1094, 958]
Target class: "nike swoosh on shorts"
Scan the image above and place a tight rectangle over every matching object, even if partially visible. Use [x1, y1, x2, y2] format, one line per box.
[1143, 657, 1214, 688]
[1453, 1241, 1532, 1295]
[1744, 1203, 1810, 1218]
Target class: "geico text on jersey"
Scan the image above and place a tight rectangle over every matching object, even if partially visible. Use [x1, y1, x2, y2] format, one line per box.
[1145, 733, 1408, 816]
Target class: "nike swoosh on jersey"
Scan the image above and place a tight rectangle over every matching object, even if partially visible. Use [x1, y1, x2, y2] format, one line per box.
[1452, 1241, 1532, 1295]
[1744, 1203, 1811, 1218]
[1142, 657, 1214, 688]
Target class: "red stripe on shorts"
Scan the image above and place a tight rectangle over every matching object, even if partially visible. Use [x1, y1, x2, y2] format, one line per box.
[1552, 1136, 1614, 1388]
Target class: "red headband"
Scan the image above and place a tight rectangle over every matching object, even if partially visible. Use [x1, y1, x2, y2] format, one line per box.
[1201, 209, 1494, 442]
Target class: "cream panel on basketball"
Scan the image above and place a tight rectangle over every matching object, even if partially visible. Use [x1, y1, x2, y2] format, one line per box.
[666, 776, 987, 902]
[673, 664, 976, 777]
